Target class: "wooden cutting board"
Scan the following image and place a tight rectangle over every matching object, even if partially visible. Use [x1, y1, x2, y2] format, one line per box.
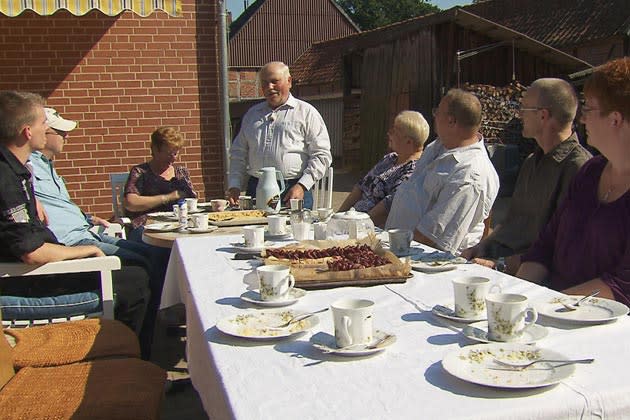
[291, 273, 413, 290]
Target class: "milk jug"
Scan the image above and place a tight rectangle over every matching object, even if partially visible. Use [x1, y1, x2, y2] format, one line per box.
[255, 167, 285, 213]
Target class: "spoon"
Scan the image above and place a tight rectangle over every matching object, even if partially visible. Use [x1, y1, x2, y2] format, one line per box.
[561, 290, 600, 311]
[323, 333, 396, 353]
[493, 358, 594, 371]
[268, 308, 329, 329]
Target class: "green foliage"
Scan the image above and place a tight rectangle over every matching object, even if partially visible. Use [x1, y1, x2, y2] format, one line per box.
[335, 0, 440, 30]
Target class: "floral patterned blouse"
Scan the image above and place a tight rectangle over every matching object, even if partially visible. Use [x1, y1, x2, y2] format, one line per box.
[354, 152, 419, 213]
[124, 163, 197, 228]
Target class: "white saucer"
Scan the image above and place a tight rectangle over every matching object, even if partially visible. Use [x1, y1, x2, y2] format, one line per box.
[187, 226, 218, 234]
[147, 211, 175, 218]
[231, 242, 273, 253]
[410, 254, 466, 273]
[144, 222, 180, 232]
[431, 304, 486, 323]
[264, 231, 292, 240]
[310, 330, 395, 356]
[462, 321, 548, 345]
[533, 296, 629, 324]
[240, 288, 306, 307]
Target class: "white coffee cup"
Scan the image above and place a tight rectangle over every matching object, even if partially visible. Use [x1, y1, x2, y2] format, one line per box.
[453, 276, 501, 318]
[191, 213, 208, 230]
[243, 225, 265, 248]
[290, 198, 303, 211]
[291, 221, 311, 241]
[257, 265, 295, 301]
[267, 215, 288, 235]
[331, 298, 374, 348]
[211, 199, 229, 212]
[317, 207, 333, 221]
[185, 198, 198, 212]
[313, 222, 328, 240]
[239, 195, 253, 210]
[388, 228, 413, 256]
[172, 204, 180, 218]
[486, 293, 538, 342]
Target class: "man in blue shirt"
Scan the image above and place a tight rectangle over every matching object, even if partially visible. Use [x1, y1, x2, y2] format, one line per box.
[30, 108, 168, 359]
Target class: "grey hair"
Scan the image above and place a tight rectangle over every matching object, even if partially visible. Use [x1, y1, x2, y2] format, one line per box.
[393, 110, 430, 149]
[259, 61, 291, 80]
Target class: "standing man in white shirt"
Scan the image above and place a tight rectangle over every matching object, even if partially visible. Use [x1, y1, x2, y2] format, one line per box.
[385, 89, 500, 254]
[227, 61, 332, 209]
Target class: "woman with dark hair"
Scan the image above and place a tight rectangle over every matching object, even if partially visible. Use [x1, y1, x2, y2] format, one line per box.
[124, 126, 196, 240]
[517, 57, 630, 305]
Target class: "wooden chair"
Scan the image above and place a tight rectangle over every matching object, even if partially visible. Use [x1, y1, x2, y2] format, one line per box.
[313, 166, 334, 209]
[0, 256, 120, 327]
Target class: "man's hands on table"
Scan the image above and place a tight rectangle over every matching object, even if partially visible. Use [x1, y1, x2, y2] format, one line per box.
[226, 187, 240, 206]
[282, 183, 306, 203]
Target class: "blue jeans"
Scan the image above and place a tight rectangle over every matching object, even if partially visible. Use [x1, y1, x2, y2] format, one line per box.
[75, 232, 170, 359]
[246, 176, 313, 209]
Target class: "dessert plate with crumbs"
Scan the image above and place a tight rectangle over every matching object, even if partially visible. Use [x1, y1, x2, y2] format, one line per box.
[442, 343, 576, 388]
[216, 309, 319, 339]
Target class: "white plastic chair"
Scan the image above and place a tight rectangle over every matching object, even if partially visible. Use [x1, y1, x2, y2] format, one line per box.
[109, 172, 131, 225]
[313, 166, 334, 209]
[0, 256, 121, 327]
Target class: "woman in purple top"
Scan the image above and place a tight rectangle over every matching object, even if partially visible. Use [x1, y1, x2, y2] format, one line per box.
[338, 111, 429, 227]
[123, 126, 197, 239]
[517, 57, 630, 305]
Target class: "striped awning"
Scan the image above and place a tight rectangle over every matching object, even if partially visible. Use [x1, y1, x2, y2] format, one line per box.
[0, 0, 181, 17]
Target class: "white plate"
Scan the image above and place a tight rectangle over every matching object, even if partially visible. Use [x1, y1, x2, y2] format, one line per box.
[432, 304, 486, 323]
[310, 330, 395, 356]
[216, 309, 319, 339]
[442, 343, 576, 389]
[144, 222, 180, 232]
[240, 288, 306, 307]
[147, 211, 176, 218]
[187, 226, 218, 234]
[411, 261, 459, 273]
[462, 321, 548, 345]
[264, 232, 292, 240]
[230, 242, 273, 253]
[533, 296, 629, 324]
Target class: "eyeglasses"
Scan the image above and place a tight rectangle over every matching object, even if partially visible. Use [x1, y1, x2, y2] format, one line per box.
[518, 106, 544, 113]
[45, 129, 68, 138]
[581, 105, 600, 114]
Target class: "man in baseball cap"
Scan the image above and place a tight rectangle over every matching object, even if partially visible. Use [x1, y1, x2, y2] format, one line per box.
[44, 107, 78, 132]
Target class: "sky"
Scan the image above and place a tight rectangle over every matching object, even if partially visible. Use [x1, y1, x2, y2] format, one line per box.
[226, 0, 473, 20]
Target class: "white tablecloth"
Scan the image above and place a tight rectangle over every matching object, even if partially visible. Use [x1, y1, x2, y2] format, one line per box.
[160, 235, 630, 420]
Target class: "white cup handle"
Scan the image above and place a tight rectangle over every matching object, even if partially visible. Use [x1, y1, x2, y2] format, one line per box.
[523, 307, 538, 329]
[341, 315, 353, 345]
[489, 284, 502, 294]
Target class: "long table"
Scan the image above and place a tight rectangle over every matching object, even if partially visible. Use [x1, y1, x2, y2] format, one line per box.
[160, 235, 630, 420]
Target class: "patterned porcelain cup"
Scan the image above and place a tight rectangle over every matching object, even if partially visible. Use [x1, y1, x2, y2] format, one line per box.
[191, 213, 208, 230]
[486, 293, 538, 342]
[387, 228, 413, 257]
[185, 198, 198, 212]
[267, 215, 288, 235]
[331, 298, 374, 348]
[257, 265, 295, 301]
[243, 225, 265, 248]
[453, 276, 501, 319]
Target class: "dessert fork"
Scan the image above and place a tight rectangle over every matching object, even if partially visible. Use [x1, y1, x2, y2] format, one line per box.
[560, 289, 600, 311]
[268, 307, 329, 329]
[493, 358, 594, 371]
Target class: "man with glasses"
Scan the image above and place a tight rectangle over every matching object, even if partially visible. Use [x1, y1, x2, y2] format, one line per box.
[28, 107, 168, 359]
[385, 89, 499, 254]
[461, 78, 591, 273]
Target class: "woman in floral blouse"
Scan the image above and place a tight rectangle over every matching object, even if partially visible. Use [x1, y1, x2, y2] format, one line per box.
[124, 126, 197, 241]
[338, 111, 429, 227]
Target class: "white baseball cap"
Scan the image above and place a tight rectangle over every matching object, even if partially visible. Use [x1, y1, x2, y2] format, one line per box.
[44, 107, 78, 132]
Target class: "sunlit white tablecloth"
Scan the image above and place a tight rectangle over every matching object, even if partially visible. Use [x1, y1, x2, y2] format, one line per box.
[160, 235, 630, 420]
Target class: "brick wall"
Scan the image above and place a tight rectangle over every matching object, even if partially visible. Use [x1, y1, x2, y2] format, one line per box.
[0, 0, 223, 216]
[229, 68, 261, 101]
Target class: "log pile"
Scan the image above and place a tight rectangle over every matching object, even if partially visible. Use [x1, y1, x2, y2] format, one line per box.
[462, 80, 530, 147]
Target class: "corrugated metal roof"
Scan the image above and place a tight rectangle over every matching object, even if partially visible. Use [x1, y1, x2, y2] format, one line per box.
[228, 0, 359, 67]
[463, 0, 630, 48]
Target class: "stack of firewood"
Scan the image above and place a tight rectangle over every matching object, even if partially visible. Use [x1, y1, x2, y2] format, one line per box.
[462, 81, 527, 145]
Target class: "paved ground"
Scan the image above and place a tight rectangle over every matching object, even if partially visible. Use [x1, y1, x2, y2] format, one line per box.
[156, 168, 509, 418]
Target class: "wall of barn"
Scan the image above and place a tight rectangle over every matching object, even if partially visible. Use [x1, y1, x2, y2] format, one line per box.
[0, 0, 222, 217]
